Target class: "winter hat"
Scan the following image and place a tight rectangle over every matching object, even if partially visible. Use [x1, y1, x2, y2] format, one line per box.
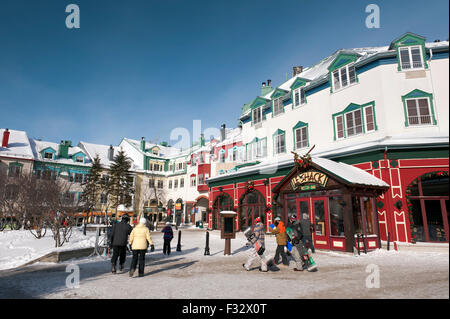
[303, 213, 309, 220]
[289, 214, 297, 220]
[139, 217, 147, 224]
[254, 217, 261, 223]
[166, 222, 170, 225]
[274, 217, 281, 221]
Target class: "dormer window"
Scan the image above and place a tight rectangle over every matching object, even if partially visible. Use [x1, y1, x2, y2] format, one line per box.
[252, 107, 262, 126]
[293, 87, 306, 108]
[44, 152, 54, 159]
[332, 64, 356, 91]
[75, 156, 84, 163]
[399, 46, 423, 70]
[273, 97, 284, 116]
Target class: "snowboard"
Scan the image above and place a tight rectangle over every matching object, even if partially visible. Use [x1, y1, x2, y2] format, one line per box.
[286, 226, 318, 272]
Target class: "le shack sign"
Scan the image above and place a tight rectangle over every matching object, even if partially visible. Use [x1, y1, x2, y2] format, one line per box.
[290, 170, 328, 190]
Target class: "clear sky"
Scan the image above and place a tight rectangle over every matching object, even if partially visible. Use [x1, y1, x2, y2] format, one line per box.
[0, 0, 448, 148]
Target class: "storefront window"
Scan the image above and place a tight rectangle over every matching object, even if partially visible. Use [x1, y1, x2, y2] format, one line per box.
[314, 200, 326, 236]
[352, 197, 363, 234]
[286, 199, 297, 221]
[421, 176, 448, 196]
[298, 201, 309, 221]
[363, 197, 376, 235]
[410, 199, 425, 241]
[239, 191, 265, 231]
[329, 196, 345, 237]
[425, 200, 446, 242]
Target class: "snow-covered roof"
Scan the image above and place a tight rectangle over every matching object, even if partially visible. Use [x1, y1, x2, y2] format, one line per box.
[0, 128, 34, 160]
[313, 157, 389, 187]
[241, 39, 449, 117]
[213, 127, 242, 148]
[208, 131, 448, 185]
[78, 141, 119, 168]
[29, 139, 91, 167]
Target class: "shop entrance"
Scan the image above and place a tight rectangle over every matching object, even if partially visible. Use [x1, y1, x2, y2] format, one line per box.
[296, 197, 329, 250]
[408, 173, 449, 243]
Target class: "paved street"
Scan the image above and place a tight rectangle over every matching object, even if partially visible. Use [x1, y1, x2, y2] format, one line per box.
[0, 229, 448, 299]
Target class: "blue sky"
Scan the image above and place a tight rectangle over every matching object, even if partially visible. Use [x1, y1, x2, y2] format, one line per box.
[0, 0, 448, 148]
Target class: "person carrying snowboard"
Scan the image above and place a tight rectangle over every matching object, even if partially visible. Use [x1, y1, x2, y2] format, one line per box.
[243, 217, 270, 272]
[300, 213, 315, 253]
[270, 217, 288, 266]
[286, 215, 317, 272]
[129, 217, 155, 277]
[110, 214, 133, 273]
[161, 222, 174, 255]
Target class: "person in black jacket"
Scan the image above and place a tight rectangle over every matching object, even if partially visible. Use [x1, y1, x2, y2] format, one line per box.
[110, 214, 133, 273]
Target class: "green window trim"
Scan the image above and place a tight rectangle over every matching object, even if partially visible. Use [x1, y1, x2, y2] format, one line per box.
[332, 101, 377, 140]
[272, 129, 286, 155]
[245, 137, 267, 161]
[401, 89, 437, 127]
[292, 122, 310, 150]
[8, 161, 24, 167]
[328, 53, 359, 93]
[391, 33, 428, 71]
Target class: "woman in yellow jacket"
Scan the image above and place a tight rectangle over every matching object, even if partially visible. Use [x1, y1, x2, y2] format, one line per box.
[129, 218, 154, 277]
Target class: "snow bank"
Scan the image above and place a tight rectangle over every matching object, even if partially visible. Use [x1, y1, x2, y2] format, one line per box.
[0, 228, 96, 270]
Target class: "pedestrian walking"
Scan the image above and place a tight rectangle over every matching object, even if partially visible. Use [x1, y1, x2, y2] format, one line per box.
[243, 217, 269, 272]
[161, 222, 174, 255]
[300, 213, 315, 253]
[270, 216, 288, 266]
[110, 214, 133, 273]
[129, 217, 154, 277]
[286, 215, 317, 272]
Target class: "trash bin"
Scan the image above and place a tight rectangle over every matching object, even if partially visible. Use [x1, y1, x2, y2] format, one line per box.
[199, 221, 203, 228]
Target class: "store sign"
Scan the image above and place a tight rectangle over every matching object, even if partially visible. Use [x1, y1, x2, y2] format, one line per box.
[291, 171, 328, 190]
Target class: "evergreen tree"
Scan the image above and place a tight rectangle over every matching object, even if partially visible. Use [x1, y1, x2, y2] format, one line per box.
[81, 155, 103, 232]
[106, 150, 135, 219]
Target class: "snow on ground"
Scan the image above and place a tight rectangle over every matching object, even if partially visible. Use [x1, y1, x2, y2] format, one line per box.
[0, 227, 96, 270]
[0, 228, 448, 299]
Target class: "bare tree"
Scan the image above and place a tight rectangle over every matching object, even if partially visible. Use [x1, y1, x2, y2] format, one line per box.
[45, 177, 84, 247]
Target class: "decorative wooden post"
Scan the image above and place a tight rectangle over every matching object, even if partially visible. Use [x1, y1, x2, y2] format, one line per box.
[220, 211, 237, 256]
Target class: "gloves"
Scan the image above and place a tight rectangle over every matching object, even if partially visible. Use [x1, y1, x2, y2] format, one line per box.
[245, 242, 251, 247]
[150, 245, 155, 252]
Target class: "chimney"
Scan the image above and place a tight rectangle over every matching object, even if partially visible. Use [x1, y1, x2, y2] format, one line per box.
[261, 80, 273, 96]
[141, 137, 145, 151]
[220, 124, 226, 142]
[200, 133, 205, 147]
[108, 145, 114, 161]
[58, 140, 71, 158]
[2, 129, 10, 148]
[293, 66, 303, 77]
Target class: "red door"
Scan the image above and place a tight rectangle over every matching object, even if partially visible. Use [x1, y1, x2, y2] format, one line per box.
[311, 197, 330, 250]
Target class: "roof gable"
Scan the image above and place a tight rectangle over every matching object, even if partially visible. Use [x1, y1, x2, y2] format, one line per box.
[270, 88, 288, 100]
[328, 53, 359, 71]
[389, 32, 426, 50]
